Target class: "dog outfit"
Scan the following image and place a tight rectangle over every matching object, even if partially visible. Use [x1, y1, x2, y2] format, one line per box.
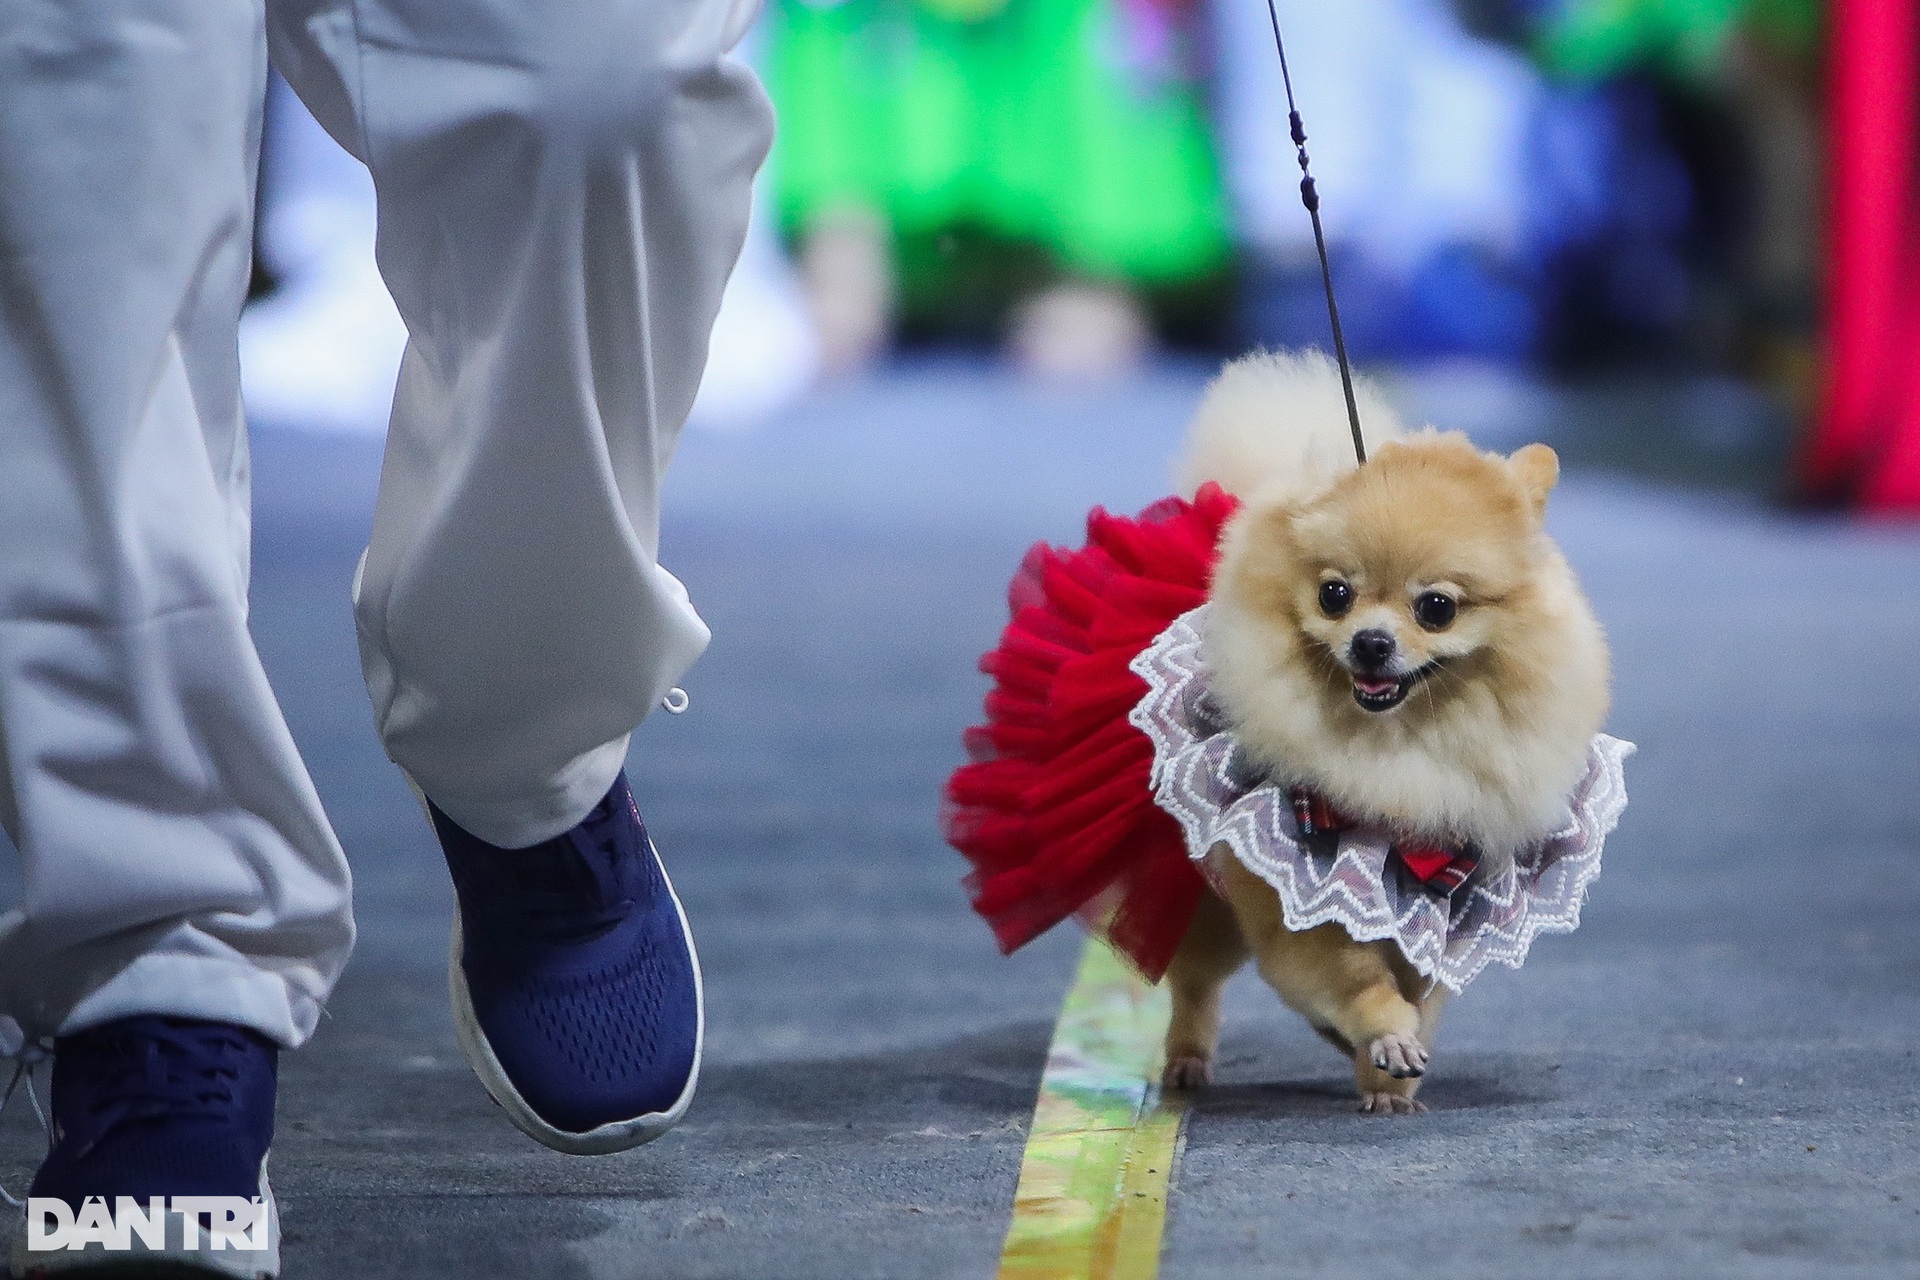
[945, 487, 1632, 986]
[0, 0, 771, 1048]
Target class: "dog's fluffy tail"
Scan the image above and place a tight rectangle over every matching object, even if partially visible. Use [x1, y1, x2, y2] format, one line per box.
[1177, 349, 1405, 504]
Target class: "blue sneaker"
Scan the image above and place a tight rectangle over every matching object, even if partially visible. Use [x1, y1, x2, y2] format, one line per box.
[429, 771, 702, 1155]
[8, 1017, 279, 1279]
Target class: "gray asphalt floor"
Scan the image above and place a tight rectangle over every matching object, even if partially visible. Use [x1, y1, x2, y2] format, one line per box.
[3, 359, 1918, 1278]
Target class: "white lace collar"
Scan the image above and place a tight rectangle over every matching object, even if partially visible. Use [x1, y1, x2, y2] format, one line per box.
[1129, 605, 1634, 992]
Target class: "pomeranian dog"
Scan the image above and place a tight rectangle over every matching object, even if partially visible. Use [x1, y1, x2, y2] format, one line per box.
[1160, 350, 1610, 1113]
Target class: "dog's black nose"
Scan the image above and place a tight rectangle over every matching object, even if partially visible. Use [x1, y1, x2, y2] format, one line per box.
[1349, 629, 1396, 669]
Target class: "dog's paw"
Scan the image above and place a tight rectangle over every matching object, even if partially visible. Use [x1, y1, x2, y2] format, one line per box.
[1366, 1032, 1428, 1079]
[1162, 1054, 1213, 1091]
[1358, 1091, 1427, 1115]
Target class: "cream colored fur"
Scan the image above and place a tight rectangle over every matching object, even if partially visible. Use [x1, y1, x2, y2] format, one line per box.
[1189, 358, 1606, 858]
[1176, 349, 1405, 507]
[1159, 349, 1611, 1112]
[1206, 524, 1608, 858]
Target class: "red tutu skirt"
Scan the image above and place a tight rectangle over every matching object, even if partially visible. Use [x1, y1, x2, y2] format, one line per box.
[943, 483, 1241, 981]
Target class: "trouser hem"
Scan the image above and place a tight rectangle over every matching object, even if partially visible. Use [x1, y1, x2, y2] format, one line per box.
[56, 950, 323, 1049]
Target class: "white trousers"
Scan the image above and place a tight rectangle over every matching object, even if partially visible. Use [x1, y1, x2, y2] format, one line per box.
[0, 0, 771, 1046]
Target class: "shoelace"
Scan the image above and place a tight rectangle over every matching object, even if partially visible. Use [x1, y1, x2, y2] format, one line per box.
[0, 1033, 52, 1210]
[513, 873, 634, 945]
[55, 1021, 254, 1167]
[479, 797, 641, 947]
[1, 1021, 259, 1210]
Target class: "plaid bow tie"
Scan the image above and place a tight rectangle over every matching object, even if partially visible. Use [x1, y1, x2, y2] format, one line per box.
[1289, 786, 1479, 894]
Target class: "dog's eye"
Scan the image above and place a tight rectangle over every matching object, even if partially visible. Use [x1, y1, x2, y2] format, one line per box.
[1318, 580, 1353, 618]
[1413, 591, 1457, 631]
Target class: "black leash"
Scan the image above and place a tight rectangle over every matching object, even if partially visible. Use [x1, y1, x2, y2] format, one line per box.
[1263, 0, 1367, 466]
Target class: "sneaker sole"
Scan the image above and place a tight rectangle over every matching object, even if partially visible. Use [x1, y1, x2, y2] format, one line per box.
[8, 1163, 278, 1279]
[445, 838, 704, 1156]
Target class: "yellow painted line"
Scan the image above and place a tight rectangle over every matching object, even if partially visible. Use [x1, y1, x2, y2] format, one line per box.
[999, 937, 1190, 1280]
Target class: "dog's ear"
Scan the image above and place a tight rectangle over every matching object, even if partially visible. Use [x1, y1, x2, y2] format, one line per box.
[1508, 444, 1559, 524]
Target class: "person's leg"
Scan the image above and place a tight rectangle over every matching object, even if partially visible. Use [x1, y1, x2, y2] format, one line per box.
[0, 0, 353, 1058]
[268, 0, 771, 849]
[1, 3, 350, 1272]
[266, 0, 772, 1152]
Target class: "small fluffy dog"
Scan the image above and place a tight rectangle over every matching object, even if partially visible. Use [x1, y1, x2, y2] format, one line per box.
[1161, 351, 1609, 1113]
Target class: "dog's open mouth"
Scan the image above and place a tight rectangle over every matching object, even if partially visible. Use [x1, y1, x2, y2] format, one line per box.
[1350, 662, 1443, 713]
